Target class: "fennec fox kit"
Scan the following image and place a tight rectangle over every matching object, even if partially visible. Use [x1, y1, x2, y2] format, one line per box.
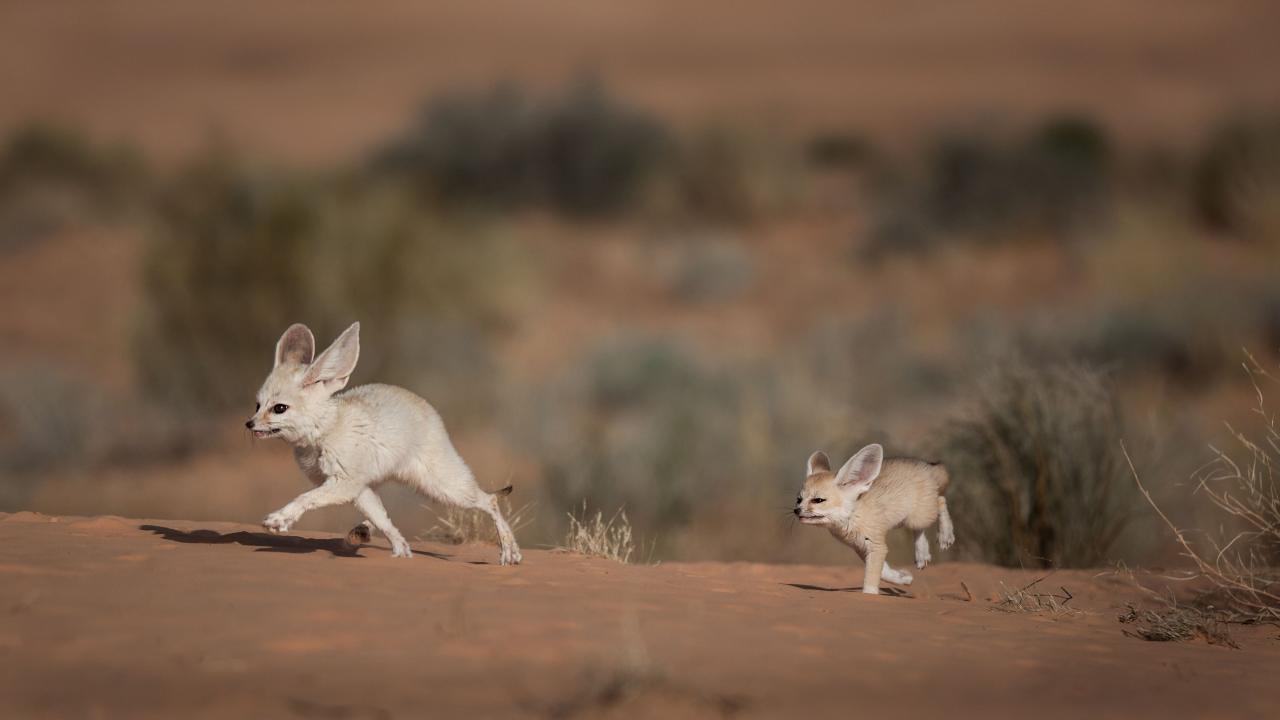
[795, 443, 953, 594]
[245, 322, 522, 565]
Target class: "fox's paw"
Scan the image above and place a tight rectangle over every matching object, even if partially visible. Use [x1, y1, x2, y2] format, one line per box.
[500, 545, 523, 566]
[262, 511, 296, 534]
[939, 525, 956, 551]
[914, 542, 933, 570]
[389, 538, 414, 559]
[885, 569, 913, 586]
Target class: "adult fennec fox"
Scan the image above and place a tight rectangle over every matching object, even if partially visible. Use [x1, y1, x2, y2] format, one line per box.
[245, 322, 522, 565]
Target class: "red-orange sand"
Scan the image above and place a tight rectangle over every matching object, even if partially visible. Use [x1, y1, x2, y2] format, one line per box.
[0, 511, 1275, 719]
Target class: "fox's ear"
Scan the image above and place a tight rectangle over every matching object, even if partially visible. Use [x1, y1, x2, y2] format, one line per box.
[836, 443, 883, 497]
[303, 322, 360, 393]
[275, 323, 315, 367]
[807, 451, 831, 476]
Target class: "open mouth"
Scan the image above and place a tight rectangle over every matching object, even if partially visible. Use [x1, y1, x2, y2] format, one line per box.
[252, 429, 281, 439]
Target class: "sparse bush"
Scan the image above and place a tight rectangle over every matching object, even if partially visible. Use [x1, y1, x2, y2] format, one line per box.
[136, 150, 519, 415]
[805, 132, 875, 170]
[865, 116, 1111, 256]
[562, 504, 635, 563]
[0, 122, 147, 250]
[533, 339, 741, 542]
[1022, 117, 1112, 232]
[668, 125, 802, 221]
[0, 367, 92, 482]
[0, 122, 145, 205]
[1130, 352, 1280, 621]
[0, 363, 214, 496]
[375, 78, 668, 216]
[1193, 116, 1280, 239]
[1073, 301, 1232, 385]
[940, 362, 1134, 568]
[521, 337, 829, 560]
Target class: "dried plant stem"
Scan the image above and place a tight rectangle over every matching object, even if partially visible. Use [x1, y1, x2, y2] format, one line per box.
[1121, 351, 1280, 622]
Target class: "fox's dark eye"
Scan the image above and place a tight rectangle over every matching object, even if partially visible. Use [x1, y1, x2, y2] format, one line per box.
[795, 497, 802, 504]
[271, 404, 288, 414]
[812, 498, 826, 504]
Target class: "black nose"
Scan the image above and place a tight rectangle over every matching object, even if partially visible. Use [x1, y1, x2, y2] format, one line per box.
[793, 508, 801, 515]
[245, 419, 255, 429]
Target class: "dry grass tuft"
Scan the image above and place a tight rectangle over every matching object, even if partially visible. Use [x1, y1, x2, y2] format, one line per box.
[423, 497, 533, 547]
[562, 505, 635, 564]
[992, 576, 1078, 614]
[1118, 603, 1239, 648]
[1126, 350, 1280, 623]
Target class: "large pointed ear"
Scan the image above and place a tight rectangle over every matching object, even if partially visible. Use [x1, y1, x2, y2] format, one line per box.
[835, 443, 883, 497]
[302, 322, 360, 392]
[807, 451, 831, 476]
[274, 323, 315, 368]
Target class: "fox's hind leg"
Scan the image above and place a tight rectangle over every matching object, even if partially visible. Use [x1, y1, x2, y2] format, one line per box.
[404, 451, 522, 566]
[471, 490, 522, 566]
[914, 530, 933, 569]
[882, 562, 914, 586]
[355, 489, 414, 558]
[937, 496, 955, 550]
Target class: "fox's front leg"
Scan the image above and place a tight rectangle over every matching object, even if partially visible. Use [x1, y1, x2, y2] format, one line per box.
[861, 536, 888, 595]
[354, 488, 414, 558]
[263, 477, 365, 534]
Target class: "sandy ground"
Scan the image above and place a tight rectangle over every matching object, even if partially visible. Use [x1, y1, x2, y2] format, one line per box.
[1, 512, 1275, 719]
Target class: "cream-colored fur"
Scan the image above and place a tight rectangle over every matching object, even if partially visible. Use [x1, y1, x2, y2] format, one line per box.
[246, 322, 522, 565]
[794, 443, 953, 594]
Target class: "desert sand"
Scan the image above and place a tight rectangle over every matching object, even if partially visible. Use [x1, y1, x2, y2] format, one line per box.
[0, 511, 1274, 719]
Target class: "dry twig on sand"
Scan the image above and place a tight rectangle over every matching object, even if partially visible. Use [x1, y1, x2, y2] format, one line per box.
[992, 575, 1077, 614]
[1118, 602, 1239, 648]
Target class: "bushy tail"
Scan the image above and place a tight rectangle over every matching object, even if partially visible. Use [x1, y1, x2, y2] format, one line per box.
[929, 461, 950, 495]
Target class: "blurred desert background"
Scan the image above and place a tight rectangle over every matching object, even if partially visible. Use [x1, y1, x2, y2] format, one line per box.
[3, 0, 1280, 570]
[6, 3, 1280, 718]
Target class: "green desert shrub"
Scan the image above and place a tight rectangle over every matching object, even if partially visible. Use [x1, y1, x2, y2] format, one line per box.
[374, 78, 668, 217]
[1193, 115, 1280, 239]
[0, 122, 146, 204]
[865, 116, 1111, 256]
[135, 150, 519, 418]
[666, 124, 803, 222]
[0, 122, 147, 250]
[939, 362, 1134, 568]
[521, 337, 827, 558]
[805, 131, 876, 170]
[0, 366, 92, 480]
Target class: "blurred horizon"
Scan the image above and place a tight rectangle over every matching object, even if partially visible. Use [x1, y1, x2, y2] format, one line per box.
[3, 1, 1280, 568]
[4, 1, 1280, 163]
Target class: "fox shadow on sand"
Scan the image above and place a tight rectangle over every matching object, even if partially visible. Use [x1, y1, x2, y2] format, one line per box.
[140, 524, 450, 560]
[784, 583, 912, 598]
